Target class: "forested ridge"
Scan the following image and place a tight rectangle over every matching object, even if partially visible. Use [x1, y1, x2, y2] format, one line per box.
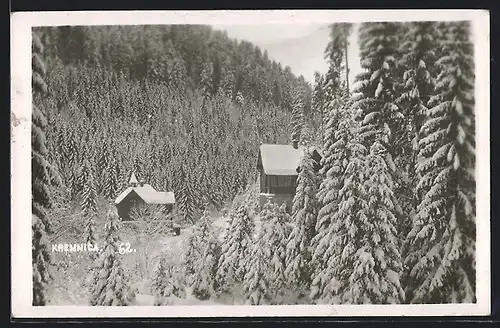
[35, 24, 317, 224]
[31, 21, 476, 306]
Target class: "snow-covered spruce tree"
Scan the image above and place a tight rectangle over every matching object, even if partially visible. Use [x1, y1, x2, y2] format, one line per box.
[351, 22, 405, 246]
[404, 21, 476, 304]
[89, 210, 135, 306]
[396, 21, 439, 159]
[325, 22, 353, 95]
[312, 103, 353, 276]
[318, 23, 352, 136]
[316, 95, 346, 184]
[316, 104, 355, 231]
[151, 256, 186, 305]
[352, 22, 404, 150]
[95, 140, 109, 194]
[257, 200, 276, 235]
[261, 203, 292, 303]
[309, 120, 367, 303]
[353, 141, 405, 304]
[216, 204, 255, 290]
[32, 30, 61, 306]
[183, 227, 201, 286]
[81, 159, 98, 215]
[32, 214, 52, 306]
[82, 159, 98, 256]
[175, 165, 200, 224]
[311, 72, 325, 131]
[187, 210, 221, 300]
[395, 21, 441, 285]
[285, 151, 321, 290]
[290, 86, 305, 147]
[83, 213, 99, 289]
[151, 256, 169, 303]
[102, 154, 118, 200]
[242, 222, 273, 305]
[201, 61, 214, 99]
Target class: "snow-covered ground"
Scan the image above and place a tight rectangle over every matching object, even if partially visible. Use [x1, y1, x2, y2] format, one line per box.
[48, 210, 262, 306]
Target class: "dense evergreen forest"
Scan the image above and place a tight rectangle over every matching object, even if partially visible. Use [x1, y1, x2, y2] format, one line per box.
[32, 21, 476, 306]
[35, 24, 316, 223]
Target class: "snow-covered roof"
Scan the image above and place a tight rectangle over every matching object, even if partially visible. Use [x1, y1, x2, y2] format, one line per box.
[258, 143, 324, 176]
[114, 183, 176, 205]
[257, 144, 306, 176]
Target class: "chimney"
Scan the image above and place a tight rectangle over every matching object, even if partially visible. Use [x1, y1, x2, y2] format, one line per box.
[139, 179, 144, 187]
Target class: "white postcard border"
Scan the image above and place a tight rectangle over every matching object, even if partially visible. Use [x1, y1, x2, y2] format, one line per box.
[11, 9, 491, 318]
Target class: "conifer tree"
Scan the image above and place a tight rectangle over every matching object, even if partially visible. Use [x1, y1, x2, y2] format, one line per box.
[89, 210, 135, 305]
[189, 210, 220, 300]
[310, 120, 367, 303]
[396, 21, 439, 160]
[84, 216, 97, 249]
[351, 21, 405, 250]
[216, 204, 255, 290]
[256, 203, 291, 303]
[325, 23, 353, 95]
[243, 223, 273, 305]
[32, 31, 54, 229]
[352, 22, 403, 150]
[395, 21, 441, 276]
[32, 30, 60, 306]
[405, 21, 476, 304]
[82, 159, 98, 262]
[290, 87, 305, 147]
[183, 229, 201, 286]
[258, 200, 275, 229]
[201, 61, 214, 99]
[285, 151, 320, 288]
[151, 256, 169, 303]
[81, 159, 98, 253]
[32, 215, 52, 306]
[354, 141, 405, 304]
[95, 140, 109, 194]
[311, 72, 325, 129]
[175, 165, 200, 224]
[151, 256, 186, 305]
[102, 154, 118, 200]
[80, 159, 98, 215]
[316, 106, 351, 224]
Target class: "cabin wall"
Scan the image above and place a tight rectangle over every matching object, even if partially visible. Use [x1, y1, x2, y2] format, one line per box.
[260, 170, 266, 193]
[116, 192, 145, 221]
[258, 172, 297, 214]
[265, 174, 297, 195]
[116, 192, 174, 221]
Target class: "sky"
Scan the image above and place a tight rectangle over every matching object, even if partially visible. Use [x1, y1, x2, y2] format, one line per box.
[211, 24, 362, 89]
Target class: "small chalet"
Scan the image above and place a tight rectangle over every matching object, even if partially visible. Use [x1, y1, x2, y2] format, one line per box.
[257, 140, 323, 213]
[114, 173, 176, 221]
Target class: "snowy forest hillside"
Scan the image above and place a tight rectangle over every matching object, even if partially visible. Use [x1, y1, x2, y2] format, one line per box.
[32, 21, 476, 307]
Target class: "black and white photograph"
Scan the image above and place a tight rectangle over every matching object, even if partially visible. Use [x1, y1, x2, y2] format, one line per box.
[11, 10, 490, 317]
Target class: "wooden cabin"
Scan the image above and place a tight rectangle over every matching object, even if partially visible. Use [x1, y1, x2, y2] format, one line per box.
[114, 173, 176, 222]
[257, 141, 323, 213]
